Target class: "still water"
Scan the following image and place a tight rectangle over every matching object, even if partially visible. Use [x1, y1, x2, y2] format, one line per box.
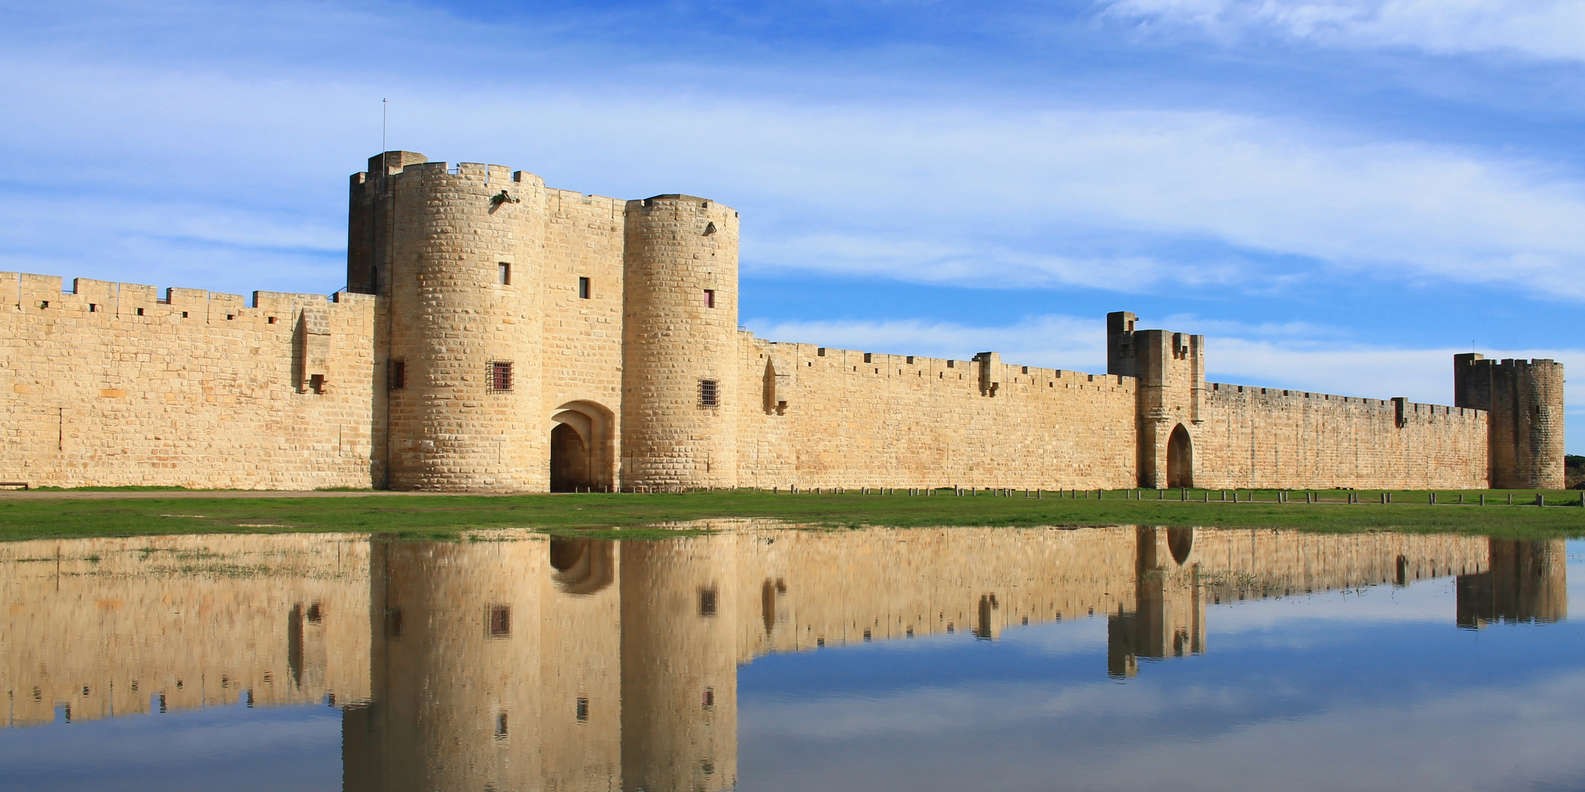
[0, 524, 1581, 791]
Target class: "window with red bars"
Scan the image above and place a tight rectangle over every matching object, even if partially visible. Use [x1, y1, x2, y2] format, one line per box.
[490, 361, 513, 391]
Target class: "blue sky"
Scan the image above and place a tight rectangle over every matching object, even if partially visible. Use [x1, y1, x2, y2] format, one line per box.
[3, 0, 1581, 452]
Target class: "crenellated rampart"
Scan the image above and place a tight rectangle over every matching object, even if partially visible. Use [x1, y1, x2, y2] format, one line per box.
[737, 335, 1138, 490]
[0, 273, 382, 489]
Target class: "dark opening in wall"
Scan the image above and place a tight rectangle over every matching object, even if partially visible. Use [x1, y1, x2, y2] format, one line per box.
[699, 587, 718, 616]
[578, 276, 591, 299]
[88, 303, 97, 313]
[490, 362, 513, 391]
[389, 359, 406, 390]
[267, 315, 276, 324]
[488, 605, 511, 637]
[699, 379, 718, 407]
[136, 307, 145, 316]
[576, 697, 589, 722]
[498, 262, 511, 286]
[704, 288, 715, 308]
[702, 688, 715, 709]
[495, 712, 508, 739]
[309, 374, 325, 394]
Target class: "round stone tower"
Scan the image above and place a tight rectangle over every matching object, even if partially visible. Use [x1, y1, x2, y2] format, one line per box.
[620, 195, 741, 490]
[1454, 355, 1566, 489]
[360, 153, 547, 490]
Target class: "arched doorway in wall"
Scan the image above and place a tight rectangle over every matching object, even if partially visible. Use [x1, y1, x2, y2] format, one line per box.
[550, 401, 615, 492]
[549, 537, 615, 594]
[1166, 424, 1194, 489]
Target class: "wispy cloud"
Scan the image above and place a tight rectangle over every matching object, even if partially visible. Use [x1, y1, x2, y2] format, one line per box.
[1104, 0, 1585, 64]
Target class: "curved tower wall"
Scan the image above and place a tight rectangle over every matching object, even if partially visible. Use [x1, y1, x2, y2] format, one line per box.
[621, 195, 741, 489]
[1455, 355, 1566, 489]
[378, 158, 547, 490]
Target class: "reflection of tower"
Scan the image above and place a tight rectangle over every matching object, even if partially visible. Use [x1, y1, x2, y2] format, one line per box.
[1456, 539, 1568, 628]
[344, 538, 622, 792]
[1108, 527, 1205, 678]
[621, 536, 739, 791]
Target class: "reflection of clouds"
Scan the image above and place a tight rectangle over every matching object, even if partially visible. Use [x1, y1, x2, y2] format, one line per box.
[741, 664, 1585, 792]
[743, 678, 1221, 741]
[1207, 577, 1459, 641]
[0, 706, 340, 792]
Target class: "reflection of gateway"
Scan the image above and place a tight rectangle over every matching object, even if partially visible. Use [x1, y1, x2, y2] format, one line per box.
[0, 527, 1564, 789]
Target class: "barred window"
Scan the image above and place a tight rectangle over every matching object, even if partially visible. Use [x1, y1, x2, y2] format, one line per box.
[699, 378, 718, 407]
[488, 605, 511, 637]
[389, 359, 406, 390]
[490, 362, 513, 391]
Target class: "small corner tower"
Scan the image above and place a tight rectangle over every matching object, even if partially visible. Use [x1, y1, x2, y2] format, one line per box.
[620, 195, 741, 490]
[1454, 354, 1566, 489]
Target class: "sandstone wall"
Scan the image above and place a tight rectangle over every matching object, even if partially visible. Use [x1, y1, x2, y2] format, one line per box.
[0, 274, 381, 489]
[737, 336, 1139, 489]
[1194, 382, 1489, 489]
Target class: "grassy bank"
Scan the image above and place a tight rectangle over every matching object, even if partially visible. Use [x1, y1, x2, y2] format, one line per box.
[0, 487, 1581, 542]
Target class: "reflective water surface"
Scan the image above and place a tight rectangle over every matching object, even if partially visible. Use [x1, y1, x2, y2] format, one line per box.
[1, 525, 1581, 791]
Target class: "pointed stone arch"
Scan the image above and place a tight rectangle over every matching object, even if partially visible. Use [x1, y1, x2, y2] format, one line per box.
[1166, 423, 1194, 489]
[550, 400, 616, 492]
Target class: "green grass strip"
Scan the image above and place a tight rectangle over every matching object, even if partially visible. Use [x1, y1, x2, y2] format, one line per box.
[0, 487, 1580, 542]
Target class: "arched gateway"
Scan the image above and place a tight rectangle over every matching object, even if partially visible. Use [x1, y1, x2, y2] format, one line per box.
[549, 401, 616, 492]
[1166, 424, 1194, 489]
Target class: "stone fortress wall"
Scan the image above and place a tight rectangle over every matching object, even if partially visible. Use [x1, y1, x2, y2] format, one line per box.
[0, 274, 382, 489]
[0, 151, 1566, 491]
[3, 526, 1560, 790]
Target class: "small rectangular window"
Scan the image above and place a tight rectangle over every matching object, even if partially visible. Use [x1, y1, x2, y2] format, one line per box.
[136, 307, 145, 316]
[699, 587, 718, 616]
[495, 712, 508, 739]
[309, 374, 325, 394]
[702, 688, 715, 709]
[698, 379, 718, 408]
[389, 360, 406, 390]
[498, 262, 511, 285]
[704, 289, 715, 308]
[578, 276, 591, 299]
[490, 362, 513, 391]
[88, 303, 98, 313]
[576, 697, 589, 722]
[488, 605, 511, 637]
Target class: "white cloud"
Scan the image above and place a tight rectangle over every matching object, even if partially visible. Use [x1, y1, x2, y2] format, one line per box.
[5, 8, 1585, 302]
[1105, 0, 1585, 64]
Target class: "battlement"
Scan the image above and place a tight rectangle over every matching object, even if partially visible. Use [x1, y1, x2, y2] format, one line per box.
[349, 151, 546, 193]
[753, 336, 1134, 394]
[2, 272, 370, 326]
[1207, 382, 1478, 418]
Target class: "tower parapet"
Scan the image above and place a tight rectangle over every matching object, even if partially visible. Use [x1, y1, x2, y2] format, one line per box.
[1454, 354, 1565, 489]
[621, 195, 741, 489]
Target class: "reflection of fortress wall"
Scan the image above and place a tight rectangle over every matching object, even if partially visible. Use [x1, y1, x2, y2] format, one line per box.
[0, 535, 370, 727]
[1457, 539, 1568, 628]
[730, 525, 1141, 658]
[346, 540, 546, 792]
[622, 535, 739, 792]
